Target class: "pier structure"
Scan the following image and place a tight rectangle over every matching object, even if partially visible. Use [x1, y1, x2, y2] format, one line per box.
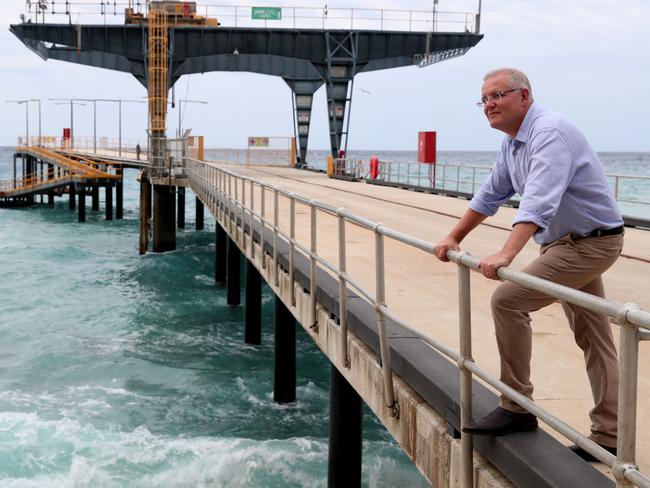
[185, 160, 650, 488]
[10, 1, 482, 253]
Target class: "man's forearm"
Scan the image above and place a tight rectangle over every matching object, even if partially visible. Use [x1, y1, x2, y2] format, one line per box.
[448, 208, 488, 242]
[501, 222, 539, 259]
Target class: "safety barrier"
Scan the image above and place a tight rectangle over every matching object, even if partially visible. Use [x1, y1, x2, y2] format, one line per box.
[356, 159, 650, 214]
[186, 157, 649, 488]
[22, 1, 480, 34]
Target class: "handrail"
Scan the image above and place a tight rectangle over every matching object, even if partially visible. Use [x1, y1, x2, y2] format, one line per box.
[185, 158, 649, 488]
[21, 1, 481, 34]
[368, 159, 650, 211]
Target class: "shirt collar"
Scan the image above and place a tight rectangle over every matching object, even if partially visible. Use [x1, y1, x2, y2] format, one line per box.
[510, 102, 539, 145]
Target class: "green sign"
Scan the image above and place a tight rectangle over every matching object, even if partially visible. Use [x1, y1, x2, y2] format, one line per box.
[251, 7, 282, 20]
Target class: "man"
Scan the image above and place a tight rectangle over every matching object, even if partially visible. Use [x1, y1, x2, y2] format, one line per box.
[435, 68, 624, 461]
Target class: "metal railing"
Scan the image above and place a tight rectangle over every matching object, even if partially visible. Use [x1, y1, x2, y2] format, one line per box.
[21, 1, 480, 33]
[367, 159, 650, 213]
[18, 135, 147, 159]
[186, 157, 650, 488]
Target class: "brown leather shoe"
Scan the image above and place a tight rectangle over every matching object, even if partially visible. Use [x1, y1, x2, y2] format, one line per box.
[462, 407, 538, 436]
[569, 443, 617, 462]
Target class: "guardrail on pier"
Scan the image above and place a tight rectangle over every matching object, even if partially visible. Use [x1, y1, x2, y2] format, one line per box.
[338, 158, 650, 217]
[22, 1, 480, 33]
[186, 157, 649, 488]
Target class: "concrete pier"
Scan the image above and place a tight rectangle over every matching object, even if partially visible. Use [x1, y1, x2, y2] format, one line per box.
[78, 186, 86, 222]
[92, 186, 100, 211]
[245, 260, 262, 345]
[274, 295, 296, 404]
[115, 167, 124, 220]
[196, 197, 204, 230]
[328, 364, 362, 488]
[152, 184, 176, 253]
[226, 236, 241, 305]
[215, 223, 226, 284]
[139, 177, 151, 255]
[105, 184, 113, 221]
[69, 184, 76, 210]
[177, 187, 185, 229]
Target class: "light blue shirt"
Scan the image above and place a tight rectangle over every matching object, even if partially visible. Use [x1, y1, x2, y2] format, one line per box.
[469, 103, 623, 245]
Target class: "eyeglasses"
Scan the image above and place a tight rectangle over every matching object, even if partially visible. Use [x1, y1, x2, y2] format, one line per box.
[476, 88, 523, 108]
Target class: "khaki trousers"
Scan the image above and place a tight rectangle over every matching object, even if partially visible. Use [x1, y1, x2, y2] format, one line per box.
[491, 233, 624, 447]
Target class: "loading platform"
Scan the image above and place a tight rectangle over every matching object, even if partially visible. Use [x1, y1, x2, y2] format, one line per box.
[185, 161, 650, 488]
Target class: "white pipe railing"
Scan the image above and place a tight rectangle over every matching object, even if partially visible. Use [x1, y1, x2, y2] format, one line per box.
[22, 2, 480, 33]
[186, 158, 650, 488]
[367, 159, 650, 211]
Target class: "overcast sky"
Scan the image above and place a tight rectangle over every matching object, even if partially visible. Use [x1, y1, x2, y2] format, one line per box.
[1, 0, 648, 152]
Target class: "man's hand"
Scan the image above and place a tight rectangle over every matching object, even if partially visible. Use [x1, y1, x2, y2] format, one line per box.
[435, 235, 461, 262]
[478, 250, 514, 280]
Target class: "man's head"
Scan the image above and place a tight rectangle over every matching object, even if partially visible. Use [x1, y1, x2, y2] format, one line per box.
[481, 68, 533, 138]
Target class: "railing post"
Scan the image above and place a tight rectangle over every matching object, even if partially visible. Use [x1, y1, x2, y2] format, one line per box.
[456, 166, 461, 192]
[250, 180, 255, 258]
[615, 176, 620, 201]
[338, 210, 350, 367]
[374, 225, 398, 417]
[273, 189, 279, 287]
[289, 194, 296, 306]
[615, 303, 641, 488]
[261, 185, 266, 269]
[458, 260, 474, 488]
[310, 202, 318, 329]
[241, 177, 246, 248]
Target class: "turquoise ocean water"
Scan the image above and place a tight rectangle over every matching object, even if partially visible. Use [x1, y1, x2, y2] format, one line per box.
[0, 147, 647, 487]
[0, 147, 429, 487]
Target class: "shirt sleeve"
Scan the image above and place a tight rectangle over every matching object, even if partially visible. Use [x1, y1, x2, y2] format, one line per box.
[513, 128, 576, 230]
[469, 149, 516, 216]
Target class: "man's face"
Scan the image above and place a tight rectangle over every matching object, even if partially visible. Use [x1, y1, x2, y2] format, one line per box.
[481, 73, 530, 137]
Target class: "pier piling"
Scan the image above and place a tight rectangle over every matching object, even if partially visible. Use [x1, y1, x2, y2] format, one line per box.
[226, 236, 241, 305]
[152, 184, 176, 253]
[115, 167, 123, 220]
[105, 184, 113, 221]
[196, 197, 204, 230]
[273, 296, 296, 403]
[78, 186, 86, 222]
[69, 184, 76, 210]
[244, 260, 262, 345]
[92, 186, 100, 211]
[177, 187, 185, 229]
[328, 364, 362, 488]
[139, 177, 151, 255]
[215, 223, 226, 284]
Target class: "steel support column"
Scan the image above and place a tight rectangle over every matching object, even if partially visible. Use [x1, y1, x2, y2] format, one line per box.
[274, 295, 296, 403]
[105, 184, 113, 221]
[91, 186, 100, 211]
[245, 260, 262, 345]
[177, 187, 185, 229]
[139, 176, 151, 255]
[226, 236, 241, 305]
[78, 186, 86, 222]
[215, 223, 227, 284]
[116, 166, 123, 220]
[328, 364, 362, 488]
[196, 196, 204, 230]
[152, 184, 176, 253]
[69, 183, 76, 210]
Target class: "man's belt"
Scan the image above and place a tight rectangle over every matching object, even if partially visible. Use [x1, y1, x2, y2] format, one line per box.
[573, 226, 625, 240]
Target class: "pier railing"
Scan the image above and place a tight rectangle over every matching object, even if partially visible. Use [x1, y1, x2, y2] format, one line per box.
[186, 158, 650, 488]
[354, 159, 650, 216]
[22, 1, 480, 34]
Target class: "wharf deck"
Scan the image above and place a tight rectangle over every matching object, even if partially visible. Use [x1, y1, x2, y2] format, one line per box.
[1, 147, 121, 201]
[212, 162, 650, 482]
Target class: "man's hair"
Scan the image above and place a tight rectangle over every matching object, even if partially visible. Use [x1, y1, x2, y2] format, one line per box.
[484, 68, 533, 99]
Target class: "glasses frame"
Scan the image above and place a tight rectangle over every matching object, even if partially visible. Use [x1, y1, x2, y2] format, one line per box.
[476, 88, 523, 108]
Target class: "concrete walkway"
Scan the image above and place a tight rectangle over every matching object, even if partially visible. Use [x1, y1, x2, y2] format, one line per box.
[222, 163, 650, 480]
